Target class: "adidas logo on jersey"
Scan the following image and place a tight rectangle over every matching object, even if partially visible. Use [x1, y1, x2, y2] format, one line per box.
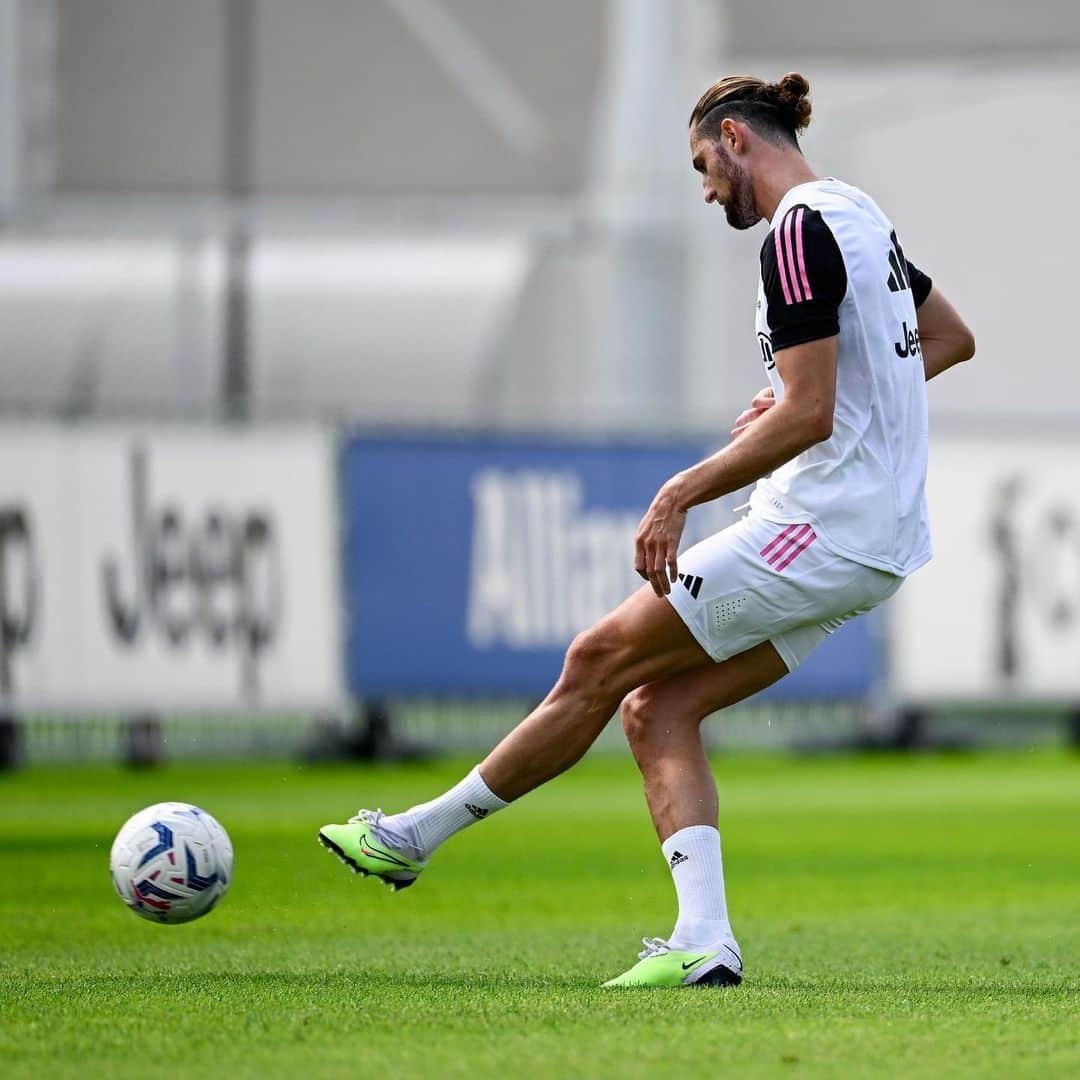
[669, 850, 689, 868]
[886, 230, 911, 293]
[677, 573, 703, 600]
[464, 803, 489, 820]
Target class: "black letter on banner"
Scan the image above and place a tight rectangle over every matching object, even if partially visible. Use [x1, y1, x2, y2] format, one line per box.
[989, 477, 1022, 679]
[237, 513, 281, 698]
[193, 509, 236, 648]
[103, 444, 148, 644]
[0, 507, 37, 695]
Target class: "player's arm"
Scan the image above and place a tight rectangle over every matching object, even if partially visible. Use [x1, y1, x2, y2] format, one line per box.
[733, 262, 974, 430]
[731, 385, 775, 439]
[635, 205, 844, 596]
[674, 340, 837, 503]
[914, 282, 975, 380]
[635, 339, 836, 595]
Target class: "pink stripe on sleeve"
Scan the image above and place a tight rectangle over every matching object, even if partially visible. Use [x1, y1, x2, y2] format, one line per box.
[783, 210, 803, 303]
[794, 206, 813, 300]
[773, 228, 794, 305]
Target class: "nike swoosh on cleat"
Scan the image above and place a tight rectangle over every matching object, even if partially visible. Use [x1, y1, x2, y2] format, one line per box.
[681, 956, 708, 970]
[357, 832, 414, 869]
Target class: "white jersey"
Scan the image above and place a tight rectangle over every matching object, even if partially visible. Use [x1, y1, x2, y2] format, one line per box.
[749, 178, 933, 576]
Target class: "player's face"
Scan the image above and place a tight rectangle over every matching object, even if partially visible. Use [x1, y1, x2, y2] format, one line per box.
[689, 126, 761, 231]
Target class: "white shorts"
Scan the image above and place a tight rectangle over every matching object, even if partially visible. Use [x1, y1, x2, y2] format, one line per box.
[667, 514, 903, 672]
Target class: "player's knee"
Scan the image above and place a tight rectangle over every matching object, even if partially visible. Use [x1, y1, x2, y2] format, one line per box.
[559, 626, 625, 703]
[620, 686, 659, 753]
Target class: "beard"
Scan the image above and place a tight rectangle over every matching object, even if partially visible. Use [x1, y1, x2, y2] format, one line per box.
[721, 159, 761, 230]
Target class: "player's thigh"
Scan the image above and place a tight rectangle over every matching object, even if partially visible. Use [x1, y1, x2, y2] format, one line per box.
[577, 584, 713, 694]
[624, 639, 789, 736]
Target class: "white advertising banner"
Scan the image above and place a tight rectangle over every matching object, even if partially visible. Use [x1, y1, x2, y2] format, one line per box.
[0, 425, 343, 711]
[892, 438, 1080, 701]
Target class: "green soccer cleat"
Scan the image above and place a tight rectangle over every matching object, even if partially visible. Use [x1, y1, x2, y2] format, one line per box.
[318, 809, 426, 891]
[602, 937, 743, 988]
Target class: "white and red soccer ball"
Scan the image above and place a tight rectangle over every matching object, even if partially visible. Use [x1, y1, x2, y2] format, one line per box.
[110, 802, 233, 924]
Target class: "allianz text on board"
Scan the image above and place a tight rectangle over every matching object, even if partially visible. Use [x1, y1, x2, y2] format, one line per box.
[342, 436, 882, 701]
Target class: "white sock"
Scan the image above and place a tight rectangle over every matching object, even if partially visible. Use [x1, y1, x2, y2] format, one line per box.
[379, 766, 509, 861]
[661, 825, 735, 951]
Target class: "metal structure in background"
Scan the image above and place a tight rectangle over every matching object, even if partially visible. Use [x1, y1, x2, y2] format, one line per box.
[0, 0, 56, 224]
[0, 0, 19, 223]
[222, 0, 253, 420]
[585, 0, 688, 431]
[382, 0, 548, 160]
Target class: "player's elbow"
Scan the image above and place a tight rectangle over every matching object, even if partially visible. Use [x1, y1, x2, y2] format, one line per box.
[782, 388, 834, 447]
[945, 314, 976, 365]
[801, 404, 834, 445]
[955, 327, 976, 363]
[783, 396, 833, 447]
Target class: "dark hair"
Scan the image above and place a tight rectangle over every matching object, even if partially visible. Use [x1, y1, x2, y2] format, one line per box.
[690, 72, 812, 147]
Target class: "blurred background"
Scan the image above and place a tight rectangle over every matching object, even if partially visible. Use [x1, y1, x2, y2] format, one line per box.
[1, 0, 1079, 764]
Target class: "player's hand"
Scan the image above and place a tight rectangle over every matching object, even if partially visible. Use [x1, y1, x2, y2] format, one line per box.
[731, 386, 775, 439]
[634, 484, 687, 597]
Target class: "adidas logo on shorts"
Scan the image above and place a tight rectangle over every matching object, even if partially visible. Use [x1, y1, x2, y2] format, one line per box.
[677, 573, 703, 599]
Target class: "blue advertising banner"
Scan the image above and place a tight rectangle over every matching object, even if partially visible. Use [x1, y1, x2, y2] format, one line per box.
[342, 436, 884, 701]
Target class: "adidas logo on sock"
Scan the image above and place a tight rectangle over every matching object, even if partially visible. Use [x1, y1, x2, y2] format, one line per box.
[668, 850, 688, 868]
[465, 803, 489, 820]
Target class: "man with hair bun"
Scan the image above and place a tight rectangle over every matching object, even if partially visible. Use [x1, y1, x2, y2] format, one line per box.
[319, 72, 975, 989]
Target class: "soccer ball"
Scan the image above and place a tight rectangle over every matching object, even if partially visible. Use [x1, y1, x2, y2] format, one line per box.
[110, 802, 233, 924]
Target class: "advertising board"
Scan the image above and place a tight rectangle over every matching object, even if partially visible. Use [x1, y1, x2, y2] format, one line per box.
[892, 439, 1080, 701]
[342, 436, 882, 700]
[0, 426, 343, 711]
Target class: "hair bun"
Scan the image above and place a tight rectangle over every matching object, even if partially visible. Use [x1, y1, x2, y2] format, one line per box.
[766, 72, 812, 132]
[777, 72, 810, 99]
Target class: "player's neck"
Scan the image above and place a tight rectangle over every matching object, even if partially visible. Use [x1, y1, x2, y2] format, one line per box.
[753, 154, 821, 224]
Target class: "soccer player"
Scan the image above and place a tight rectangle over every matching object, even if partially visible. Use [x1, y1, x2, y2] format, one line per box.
[319, 72, 975, 987]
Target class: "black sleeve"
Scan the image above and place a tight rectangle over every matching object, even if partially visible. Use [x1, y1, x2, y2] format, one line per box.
[906, 259, 933, 308]
[890, 228, 932, 308]
[760, 205, 847, 352]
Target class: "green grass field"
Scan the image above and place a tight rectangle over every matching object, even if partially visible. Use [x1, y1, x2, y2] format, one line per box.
[2, 750, 1077, 1078]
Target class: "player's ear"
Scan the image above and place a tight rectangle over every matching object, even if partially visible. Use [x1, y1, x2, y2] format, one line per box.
[720, 118, 742, 154]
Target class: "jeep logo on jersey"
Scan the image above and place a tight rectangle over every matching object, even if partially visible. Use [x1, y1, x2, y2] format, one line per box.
[0, 505, 37, 696]
[101, 444, 282, 696]
[894, 321, 921, 358]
